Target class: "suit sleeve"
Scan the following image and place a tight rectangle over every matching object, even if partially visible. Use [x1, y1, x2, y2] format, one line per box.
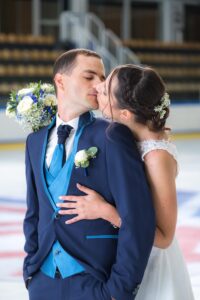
[105, 124, 155, 300]
[23, 135, 39, 282]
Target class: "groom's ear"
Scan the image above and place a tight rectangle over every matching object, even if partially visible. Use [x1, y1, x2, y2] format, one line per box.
[54, 73, 64, 91]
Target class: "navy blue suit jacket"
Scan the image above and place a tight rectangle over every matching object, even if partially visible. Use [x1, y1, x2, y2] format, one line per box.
[23, 113, 155, 300]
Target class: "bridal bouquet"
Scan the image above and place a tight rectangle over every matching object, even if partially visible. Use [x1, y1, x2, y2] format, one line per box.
[6, 82, 57, 132]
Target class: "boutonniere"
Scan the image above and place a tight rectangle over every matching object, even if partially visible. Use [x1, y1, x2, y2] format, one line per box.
[74, 147, 98, 175]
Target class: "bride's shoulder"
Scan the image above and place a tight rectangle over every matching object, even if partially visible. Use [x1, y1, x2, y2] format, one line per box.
[137, 139, 178, 163]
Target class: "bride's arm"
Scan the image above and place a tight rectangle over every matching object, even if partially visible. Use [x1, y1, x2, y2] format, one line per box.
[143, 149, 177, 249]
[57, 183, 121, 227]
[58, 149, 177, 249]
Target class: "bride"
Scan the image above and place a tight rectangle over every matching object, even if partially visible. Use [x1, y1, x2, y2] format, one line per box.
[57, 64, 194, 300]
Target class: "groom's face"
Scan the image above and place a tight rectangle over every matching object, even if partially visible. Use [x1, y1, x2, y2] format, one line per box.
[61, 54, 105, 111]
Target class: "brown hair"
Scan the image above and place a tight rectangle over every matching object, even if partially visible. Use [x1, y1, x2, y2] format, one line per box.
[53, 48, 102, 78]
[108, 64, 169, 132]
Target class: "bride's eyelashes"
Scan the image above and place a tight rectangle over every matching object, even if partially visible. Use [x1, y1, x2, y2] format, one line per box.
[103, 83, 107, 96]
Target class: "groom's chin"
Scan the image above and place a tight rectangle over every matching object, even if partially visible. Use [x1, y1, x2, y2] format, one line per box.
[91, 102, 99, 111]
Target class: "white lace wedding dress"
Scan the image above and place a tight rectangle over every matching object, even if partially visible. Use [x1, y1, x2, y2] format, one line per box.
[135, 140, 194, 300]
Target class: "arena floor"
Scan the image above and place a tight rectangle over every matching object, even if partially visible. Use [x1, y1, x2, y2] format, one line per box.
[0, 137, 200, 300]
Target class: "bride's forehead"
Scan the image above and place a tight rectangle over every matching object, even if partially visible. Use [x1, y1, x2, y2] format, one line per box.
[106, 73, 118, 92]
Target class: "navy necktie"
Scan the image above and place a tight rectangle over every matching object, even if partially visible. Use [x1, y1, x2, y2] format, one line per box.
[49, 124, 73, 178]
[57, 124, 73, 166]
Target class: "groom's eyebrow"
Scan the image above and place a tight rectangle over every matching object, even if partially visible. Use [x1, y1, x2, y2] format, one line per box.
[83, 70, 106, 81]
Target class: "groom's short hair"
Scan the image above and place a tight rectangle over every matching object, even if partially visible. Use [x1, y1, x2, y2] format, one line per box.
[53, 48, 102, 78]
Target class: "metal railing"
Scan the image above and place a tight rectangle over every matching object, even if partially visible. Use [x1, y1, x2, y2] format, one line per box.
[59, 11, 140, 73]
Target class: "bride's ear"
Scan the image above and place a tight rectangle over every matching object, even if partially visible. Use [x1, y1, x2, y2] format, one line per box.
[119, 109, 133, 122]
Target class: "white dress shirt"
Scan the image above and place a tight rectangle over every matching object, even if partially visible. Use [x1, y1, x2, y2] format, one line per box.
[45, 114, 79, 168]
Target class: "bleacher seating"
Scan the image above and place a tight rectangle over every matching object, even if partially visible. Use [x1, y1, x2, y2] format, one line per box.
[1, 34, 200, 106]
[0, 34, 61, 107]
[124, 39, 200, 102]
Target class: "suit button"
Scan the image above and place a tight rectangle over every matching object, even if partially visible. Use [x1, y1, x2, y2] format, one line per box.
[55, 212, 61, 219]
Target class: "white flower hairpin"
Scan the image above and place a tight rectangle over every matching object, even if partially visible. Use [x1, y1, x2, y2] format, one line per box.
[154, 93, 170, 119]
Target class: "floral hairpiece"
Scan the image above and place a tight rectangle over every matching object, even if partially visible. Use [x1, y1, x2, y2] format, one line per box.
[154, 92, 170, 119]
[6, 82, 57, 132]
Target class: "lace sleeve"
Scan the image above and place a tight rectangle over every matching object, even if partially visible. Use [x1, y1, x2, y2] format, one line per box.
[137, 140, 178, 164]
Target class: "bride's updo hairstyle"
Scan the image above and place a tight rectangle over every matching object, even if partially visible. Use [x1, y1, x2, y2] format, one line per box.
[108, 64, 170, 132]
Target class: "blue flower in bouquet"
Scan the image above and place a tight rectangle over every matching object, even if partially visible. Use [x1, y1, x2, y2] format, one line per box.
[6, 82, 57, 132]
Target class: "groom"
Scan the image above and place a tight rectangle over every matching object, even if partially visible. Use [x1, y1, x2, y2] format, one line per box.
[23, 49, 155, 300]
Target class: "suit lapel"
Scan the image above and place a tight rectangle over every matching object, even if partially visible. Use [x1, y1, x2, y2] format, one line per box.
[39, 112, 95, 207]
[40, 117, 57, 209]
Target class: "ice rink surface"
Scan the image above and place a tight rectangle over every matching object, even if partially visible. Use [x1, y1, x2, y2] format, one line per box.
[0, 138, 200, 300]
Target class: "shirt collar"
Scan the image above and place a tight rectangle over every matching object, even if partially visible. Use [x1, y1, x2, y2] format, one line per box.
[56, 113, 79, 131]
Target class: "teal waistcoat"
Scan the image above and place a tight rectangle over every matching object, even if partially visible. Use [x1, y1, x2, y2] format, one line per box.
[40, 112, 94, 279]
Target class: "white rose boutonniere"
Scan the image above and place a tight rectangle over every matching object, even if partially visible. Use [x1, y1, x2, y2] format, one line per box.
[74, 147, 98, 169]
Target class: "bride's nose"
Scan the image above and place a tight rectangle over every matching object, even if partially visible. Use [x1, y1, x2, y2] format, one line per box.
[95, 82, 103, 93]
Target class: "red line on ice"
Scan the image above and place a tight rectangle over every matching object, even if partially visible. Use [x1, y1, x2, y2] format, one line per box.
[0, 251, 25, 258]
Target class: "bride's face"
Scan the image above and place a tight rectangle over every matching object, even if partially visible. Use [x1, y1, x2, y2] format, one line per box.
[95, 73, 120, 120]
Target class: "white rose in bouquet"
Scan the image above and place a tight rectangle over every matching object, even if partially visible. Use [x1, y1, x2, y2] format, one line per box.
[17, 96, 33, 114]
[18, 87, 34, 96]
[6, 82, 57, 132]
[44, 94, 57, 106]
